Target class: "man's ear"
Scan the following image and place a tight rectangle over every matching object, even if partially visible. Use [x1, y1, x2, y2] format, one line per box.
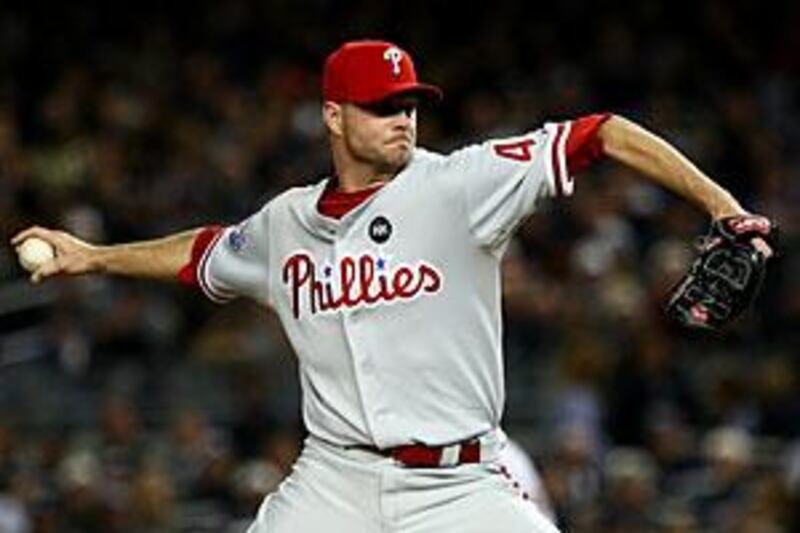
[323, 102, 343, 136]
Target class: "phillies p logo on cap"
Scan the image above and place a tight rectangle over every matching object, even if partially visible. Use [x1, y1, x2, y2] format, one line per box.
[383, 47, 403, 77]
[323, 40, 443, 105]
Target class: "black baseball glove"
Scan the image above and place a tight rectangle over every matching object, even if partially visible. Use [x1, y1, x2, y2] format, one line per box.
[666, 214, 775, 331]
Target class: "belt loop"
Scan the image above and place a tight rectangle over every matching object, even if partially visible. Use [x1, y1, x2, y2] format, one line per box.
[439, 443, 461, 467]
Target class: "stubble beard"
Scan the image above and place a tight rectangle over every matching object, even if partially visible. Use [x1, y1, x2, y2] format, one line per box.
[376, 147, 413, 175]
[350, 141, 413, 177]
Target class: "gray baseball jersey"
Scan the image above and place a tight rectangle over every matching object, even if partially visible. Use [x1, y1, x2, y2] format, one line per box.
[193, 121, 575, 450]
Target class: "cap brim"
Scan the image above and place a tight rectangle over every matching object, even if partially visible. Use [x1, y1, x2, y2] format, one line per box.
[357, 82, 443, 105]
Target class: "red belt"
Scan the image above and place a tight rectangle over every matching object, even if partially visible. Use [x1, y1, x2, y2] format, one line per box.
[379, 439, 482, 468]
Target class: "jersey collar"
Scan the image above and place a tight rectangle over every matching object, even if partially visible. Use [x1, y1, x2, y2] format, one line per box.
[299, 151, 420, 240]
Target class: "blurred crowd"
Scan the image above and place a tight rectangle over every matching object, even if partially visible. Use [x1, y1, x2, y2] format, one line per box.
[0, 1, 798, 531]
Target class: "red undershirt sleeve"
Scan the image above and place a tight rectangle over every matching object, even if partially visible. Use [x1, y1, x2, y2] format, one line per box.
[565, 113, 612, 174]
[177, 225, 224, 287]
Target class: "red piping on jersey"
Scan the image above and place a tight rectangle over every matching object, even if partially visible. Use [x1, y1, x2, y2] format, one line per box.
[178, 225, 223, 287]
[499, 464, 533, 502]
[552, 124, 566, 197]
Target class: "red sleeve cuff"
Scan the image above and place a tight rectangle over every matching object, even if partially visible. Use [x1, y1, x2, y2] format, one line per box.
[565, 113, 612, 175]
[177, 225, 224, 287]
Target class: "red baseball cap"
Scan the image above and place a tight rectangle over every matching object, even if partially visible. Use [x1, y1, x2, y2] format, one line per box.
[323, 40, 443, 105]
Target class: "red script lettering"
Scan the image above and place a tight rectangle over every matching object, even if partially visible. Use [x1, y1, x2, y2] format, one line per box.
[282, 253, 443, 319]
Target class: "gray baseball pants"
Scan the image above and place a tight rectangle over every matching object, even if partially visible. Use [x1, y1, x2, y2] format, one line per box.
[246, 434, 560, 533]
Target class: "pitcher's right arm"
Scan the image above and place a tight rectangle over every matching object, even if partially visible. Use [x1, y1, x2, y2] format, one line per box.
[10, 226, 206, 284]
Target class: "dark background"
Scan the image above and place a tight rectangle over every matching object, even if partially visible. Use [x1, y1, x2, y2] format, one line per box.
[0, 1, 798, 531]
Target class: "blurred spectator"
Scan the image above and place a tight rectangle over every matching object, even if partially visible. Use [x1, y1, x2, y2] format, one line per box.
[644, 407, 701, 498]
[606, 327, 699, 446]
[688, 426, 756, 530]
[540, 423, 602, 528]
[0, 494, 30, 533]
[129, 465, 176, 531]
[600, 447, 660, 532]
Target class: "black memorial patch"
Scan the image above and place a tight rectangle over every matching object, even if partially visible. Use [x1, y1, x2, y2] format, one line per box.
[368, 216, 392, 244]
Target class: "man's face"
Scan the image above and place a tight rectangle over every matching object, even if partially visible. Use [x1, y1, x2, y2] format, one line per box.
[333, 95, 419, 173]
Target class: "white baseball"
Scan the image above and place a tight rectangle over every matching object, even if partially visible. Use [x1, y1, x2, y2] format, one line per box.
[17, 237, 56, 272]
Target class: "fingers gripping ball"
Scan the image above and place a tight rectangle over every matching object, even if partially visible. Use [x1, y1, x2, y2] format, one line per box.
[666, 215, 776, 331]
[16, 237, 56, 273]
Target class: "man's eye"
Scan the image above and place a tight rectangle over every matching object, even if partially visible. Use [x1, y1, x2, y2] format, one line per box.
[365, 103, 416, 117]
[374, 104, 395, 116]
[398, 105, 416, 117]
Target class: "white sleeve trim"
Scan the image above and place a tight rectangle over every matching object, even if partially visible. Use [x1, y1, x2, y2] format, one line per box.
[198, 229, 236, 304]
[547, 120, 574, 197]
[556, 120, 573, 196]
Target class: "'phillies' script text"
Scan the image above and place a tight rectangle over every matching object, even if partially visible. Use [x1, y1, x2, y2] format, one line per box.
[282, 253, 442, 318]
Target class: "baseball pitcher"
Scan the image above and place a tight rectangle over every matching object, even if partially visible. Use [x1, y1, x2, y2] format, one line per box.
[11, 40, 774, 532]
